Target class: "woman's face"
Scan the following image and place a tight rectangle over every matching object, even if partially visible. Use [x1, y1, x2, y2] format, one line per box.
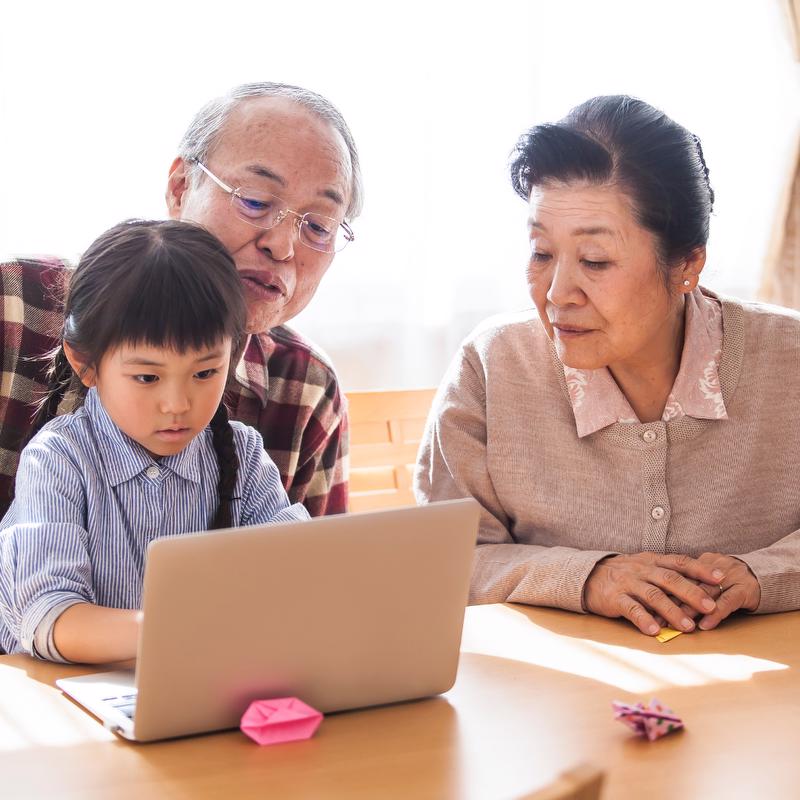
[527, 181, 689, 373]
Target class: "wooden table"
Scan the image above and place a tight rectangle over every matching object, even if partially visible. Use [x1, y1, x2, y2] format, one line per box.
[1, 604, 798, 799]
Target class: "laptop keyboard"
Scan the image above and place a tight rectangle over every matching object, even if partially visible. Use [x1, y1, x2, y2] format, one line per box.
[102, 692, 138, 719]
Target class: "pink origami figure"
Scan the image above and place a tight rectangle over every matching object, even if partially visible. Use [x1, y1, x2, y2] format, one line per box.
[240, 697, 323, 745]
[612, 698, 684, 742]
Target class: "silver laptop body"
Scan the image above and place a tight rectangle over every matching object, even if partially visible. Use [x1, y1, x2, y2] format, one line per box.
[57, 498, 479, 742]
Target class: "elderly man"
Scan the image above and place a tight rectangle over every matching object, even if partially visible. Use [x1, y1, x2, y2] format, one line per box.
[0, 82, 362, 518]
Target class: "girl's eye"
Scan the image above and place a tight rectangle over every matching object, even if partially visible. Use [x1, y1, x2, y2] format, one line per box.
[195, 368, 219, 380]
[530, 252, 552, 264]
[133, 374, 158, 384]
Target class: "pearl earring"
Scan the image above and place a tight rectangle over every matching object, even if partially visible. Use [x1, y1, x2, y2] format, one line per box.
[683, 279, 691, 287]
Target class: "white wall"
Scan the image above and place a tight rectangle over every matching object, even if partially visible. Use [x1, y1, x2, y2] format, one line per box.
[2, 0, 799, 389]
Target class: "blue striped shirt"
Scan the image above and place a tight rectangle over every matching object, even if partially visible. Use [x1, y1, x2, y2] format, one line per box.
[0, 388, 309, 659]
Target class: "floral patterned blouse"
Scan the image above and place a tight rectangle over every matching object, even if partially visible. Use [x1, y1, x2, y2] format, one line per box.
[562, 288, 727, 437]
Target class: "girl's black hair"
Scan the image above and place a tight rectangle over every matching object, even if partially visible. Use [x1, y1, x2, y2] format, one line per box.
[28, 219, 247, 529]
[510, 95, 714, 280]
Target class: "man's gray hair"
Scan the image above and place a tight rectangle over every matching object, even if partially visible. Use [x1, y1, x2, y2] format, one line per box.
[178, 82, 363, 219]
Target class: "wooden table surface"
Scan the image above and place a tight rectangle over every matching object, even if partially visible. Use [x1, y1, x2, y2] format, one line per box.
[1, 603, 798, 799]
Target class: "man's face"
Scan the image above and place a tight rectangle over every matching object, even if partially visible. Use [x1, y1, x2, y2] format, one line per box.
[167, 96, 352, 333]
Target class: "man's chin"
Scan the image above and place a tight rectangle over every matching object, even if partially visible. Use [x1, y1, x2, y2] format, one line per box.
[245, 310, 285, 334]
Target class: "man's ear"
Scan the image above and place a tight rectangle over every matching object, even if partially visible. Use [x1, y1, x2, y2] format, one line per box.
[166, 156, 190, 219]
[63, 343, 97, 388]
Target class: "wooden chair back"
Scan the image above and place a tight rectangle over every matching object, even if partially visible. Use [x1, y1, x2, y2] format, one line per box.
[519, 764, 605, 800]
[346, 388, 436, 512]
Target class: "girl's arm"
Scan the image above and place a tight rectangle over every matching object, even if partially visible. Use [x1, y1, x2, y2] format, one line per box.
[0, 435, 122, 663]
[52, 603, 142, 664]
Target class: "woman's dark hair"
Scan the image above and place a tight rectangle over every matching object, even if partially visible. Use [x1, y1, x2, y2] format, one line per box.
[29, 219, 247, 529]
[509, 95, 714, 279]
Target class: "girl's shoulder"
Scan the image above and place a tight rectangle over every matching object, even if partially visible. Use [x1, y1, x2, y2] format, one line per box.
[15, 406, 102, 487]
[25, 406, 96, 459]
[228, 420, 266, 461]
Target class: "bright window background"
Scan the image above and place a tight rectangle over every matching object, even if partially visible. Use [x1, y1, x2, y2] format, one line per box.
[2, 1, 799, 390]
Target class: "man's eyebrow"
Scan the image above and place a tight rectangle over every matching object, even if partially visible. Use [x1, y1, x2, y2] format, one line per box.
[244, 164, 344, 207]
[321, 188, 344, 206]
[245, 165, 287, 187]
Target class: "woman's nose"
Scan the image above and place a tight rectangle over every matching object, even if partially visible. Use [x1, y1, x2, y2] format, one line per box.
[546, 259, 582, 307]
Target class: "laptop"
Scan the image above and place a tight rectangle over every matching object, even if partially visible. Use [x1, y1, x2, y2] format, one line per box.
[57, 498, 479, 742]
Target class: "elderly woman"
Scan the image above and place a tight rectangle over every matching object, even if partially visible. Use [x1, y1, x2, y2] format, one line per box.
[415, 95, 800, 636]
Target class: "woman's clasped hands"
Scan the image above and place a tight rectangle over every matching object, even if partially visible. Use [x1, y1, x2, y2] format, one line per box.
[583, 552, 762, 635]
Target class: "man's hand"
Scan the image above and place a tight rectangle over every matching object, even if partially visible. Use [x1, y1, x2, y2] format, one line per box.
[583, 552, 724, 635]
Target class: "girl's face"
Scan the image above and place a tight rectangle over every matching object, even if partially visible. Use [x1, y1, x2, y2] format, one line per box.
[85, 338, 232, 458]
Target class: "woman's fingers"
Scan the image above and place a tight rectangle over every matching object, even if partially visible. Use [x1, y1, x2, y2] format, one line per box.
[652, 567, 717, 616]
[618, 595, 662, 636]
[652, 553, 725, 587]
[584, 552, 761, 636]
[584, 554, 719, 635]
[697, 556, 761, 629]
[635, 580, 698, 632]
[673, 583, 722, 622]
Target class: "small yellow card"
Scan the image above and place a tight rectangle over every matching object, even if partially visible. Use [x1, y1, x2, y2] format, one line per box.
[656, 627, 683, 643]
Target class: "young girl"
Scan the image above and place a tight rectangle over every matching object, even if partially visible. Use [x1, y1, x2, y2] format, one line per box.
[0, 220, 309, 664]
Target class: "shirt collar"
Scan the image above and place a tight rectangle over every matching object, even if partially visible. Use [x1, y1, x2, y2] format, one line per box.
[84, 388, 203, 486]
[563, 287, 728, 438]
[233, 333, 275, 407]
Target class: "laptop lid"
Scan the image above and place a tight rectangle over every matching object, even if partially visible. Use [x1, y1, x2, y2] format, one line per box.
[124, 498, 478, 741]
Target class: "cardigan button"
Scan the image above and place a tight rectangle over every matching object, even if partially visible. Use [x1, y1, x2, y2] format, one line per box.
[642, 429, 657, 443]
[651, 506, 665, 520]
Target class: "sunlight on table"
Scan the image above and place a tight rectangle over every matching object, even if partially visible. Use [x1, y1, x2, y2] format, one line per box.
[460, 605, 788, 693]
[0, 664, 115, 751]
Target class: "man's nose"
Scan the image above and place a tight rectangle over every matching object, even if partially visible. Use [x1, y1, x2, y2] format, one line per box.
[255, 213, 297, 261]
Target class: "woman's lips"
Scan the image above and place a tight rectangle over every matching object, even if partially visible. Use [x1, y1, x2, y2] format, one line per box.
[553, 323, 593, 337]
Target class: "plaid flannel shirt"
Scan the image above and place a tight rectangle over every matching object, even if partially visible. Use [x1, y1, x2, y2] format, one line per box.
[0, 258, 348, 518]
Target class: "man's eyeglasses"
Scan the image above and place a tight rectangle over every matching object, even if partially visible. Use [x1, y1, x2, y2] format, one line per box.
[189, 159, 355, 254]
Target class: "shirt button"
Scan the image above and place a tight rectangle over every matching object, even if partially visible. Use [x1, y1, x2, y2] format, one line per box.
[642, 430, 657, 443]
[145, 466, 160, 479]
[651, 506, 665, 520]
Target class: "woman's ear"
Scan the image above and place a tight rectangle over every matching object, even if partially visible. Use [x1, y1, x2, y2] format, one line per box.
[62, 343, 97, 388]
[675, 246, 707, 293]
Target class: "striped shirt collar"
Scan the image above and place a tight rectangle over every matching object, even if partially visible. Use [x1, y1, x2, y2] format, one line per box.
[84, 389, 203, 486]
[562, 288, 728, 438]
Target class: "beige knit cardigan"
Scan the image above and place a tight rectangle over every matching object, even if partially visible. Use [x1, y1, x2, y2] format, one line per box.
[414, 292, 800, 614]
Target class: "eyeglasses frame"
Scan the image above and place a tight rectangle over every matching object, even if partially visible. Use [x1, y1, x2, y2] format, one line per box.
[188, 159, 354, 253]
